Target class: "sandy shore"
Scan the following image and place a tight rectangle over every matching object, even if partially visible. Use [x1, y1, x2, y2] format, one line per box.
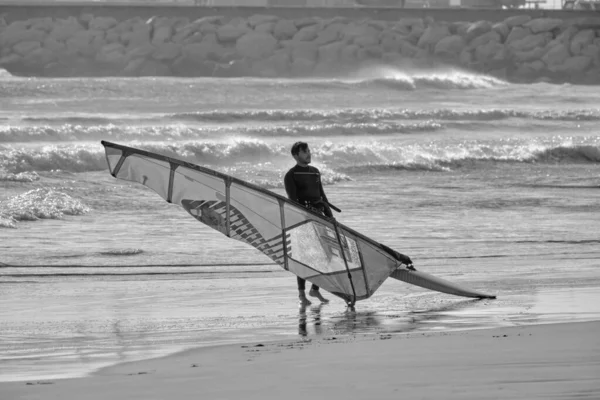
[3, 321, 599, 400]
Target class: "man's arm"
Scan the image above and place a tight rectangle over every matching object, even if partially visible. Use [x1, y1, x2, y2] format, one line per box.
[284, 169, 297, 201]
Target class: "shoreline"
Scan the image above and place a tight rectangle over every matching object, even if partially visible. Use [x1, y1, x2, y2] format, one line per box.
[3, 320, 599, 399]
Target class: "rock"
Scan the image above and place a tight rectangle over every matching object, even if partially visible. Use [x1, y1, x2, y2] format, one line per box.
[465, 21, 492, 42]
[216, 23, 250, 42]
[247, 14, 279, 28]
[0, 53, 21, 65]
[542, 44, 570, 67]
[13, 41, 41, 57]
[380, 30, 404, 53]
[434, 35, 466, 56]
[287, 41, 318, 63]
[506, 26, 531, 45]
[525, 18, 563, 34]
[153, 43, 181, 61]
[272, 19, 297, 41]
[290, 57, 315, 76]
[126, 43, 156, 59]
[138, 60, 171, 76]
[417, 25, 451, 48]
[509, 33, 551, 52]
[492, 22, 510, 40]
[29, 17, 54, 33]
[469, 31, 501, 49]
[570, 29, 595, 55]
[152, 25, 173, 45]
[504, 15, 532, 28]
[560, 55, 593, 73]
[293, 25, 320, 42]
[514, 46, 547, 63]
[318, 41, 344, 64]
[341, 23, 379, 44]
[48, 17, 85, 42]
[255, 22, 276, 34]
[314, 27, 340, 46]
[89, 17, 118, 31]
[236, 31, 278, 59]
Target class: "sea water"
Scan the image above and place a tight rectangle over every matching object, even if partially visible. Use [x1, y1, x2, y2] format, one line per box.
[1, 66, 600, 382]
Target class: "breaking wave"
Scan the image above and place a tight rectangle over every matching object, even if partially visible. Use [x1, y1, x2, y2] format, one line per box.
[1, 140, 598, 176]
[0, 121, 444, 143]
[0, 188, 91, 228]
[168, 108, 600, 124]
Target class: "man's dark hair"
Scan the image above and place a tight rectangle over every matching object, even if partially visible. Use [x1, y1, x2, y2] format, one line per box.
[291, 141, 309, 156]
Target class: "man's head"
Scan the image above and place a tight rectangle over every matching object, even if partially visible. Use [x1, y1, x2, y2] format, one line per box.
[291, 141, 311, 166]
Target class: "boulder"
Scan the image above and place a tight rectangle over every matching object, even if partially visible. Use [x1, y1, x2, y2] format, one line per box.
[525, 18, 563, 34]
[434, 35, 466, 56]
[560, 55, 593, 73]
[48, 17, 85, 42]
[89, 17, 118, 31]
[235, 31, 278, 60]
[29, 17, 55, 33]
[465, 21, 492, 42]
[43, 38, 66, 53]
[287, 40, 318, 63]
[504, 15, 532, 28]
[247, 14, 279, 28]
[570, 29, 595, 55]
[508, 33, 551, 52]
[272, 19, 297, 41]
[152, 25, 173, 45]
[341, 23, 380, 44]
[13, 41, 41, 57]
[183, 35, 224, 62]
[255, 22, 276, 34]
[513, 46, 547, 63]
[469, 31, 501, 49]
[318, 41, 345, 64]
[505, 26, 531, 45]
[542, 44, 570, 67]
[417, 25, 451, 48]
[492, 22, 510, 40]
[314, 27, 340, 46]
[153, 42, 181, 61]
[293, 25, 320, 42]
[380, 30, 404, 53]
[290, 57, 315, 76]
[216, 23, 250, 43]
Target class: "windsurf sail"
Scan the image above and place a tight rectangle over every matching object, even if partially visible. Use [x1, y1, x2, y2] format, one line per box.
[101, 141, 495, 304]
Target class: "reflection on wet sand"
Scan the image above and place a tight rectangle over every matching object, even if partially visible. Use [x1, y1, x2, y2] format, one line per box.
[298, 298, 493, 339]
[298, 304, 324, 337]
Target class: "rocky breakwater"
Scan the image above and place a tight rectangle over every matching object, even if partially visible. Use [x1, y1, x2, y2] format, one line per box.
[0, 13, 599, 83]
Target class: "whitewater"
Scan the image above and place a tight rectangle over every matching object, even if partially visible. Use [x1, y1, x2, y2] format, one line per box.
[1, 66, 600, 382]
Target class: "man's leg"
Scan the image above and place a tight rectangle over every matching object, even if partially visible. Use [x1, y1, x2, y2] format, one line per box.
[308, 284, 329, 303]
[297, 277, 311, 306]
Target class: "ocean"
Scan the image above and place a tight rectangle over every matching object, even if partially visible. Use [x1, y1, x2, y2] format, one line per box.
[1, 65, 599, 382]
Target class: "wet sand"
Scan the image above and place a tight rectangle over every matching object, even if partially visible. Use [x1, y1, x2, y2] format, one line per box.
[3, 320, 599, 400]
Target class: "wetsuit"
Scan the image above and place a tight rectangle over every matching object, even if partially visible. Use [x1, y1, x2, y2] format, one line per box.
[284, 165, 333, 218]
[284, 164, 333, 292]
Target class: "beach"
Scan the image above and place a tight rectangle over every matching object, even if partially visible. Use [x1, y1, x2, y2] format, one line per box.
[2, 321, 599, 400]
[1, 66, 600, 396]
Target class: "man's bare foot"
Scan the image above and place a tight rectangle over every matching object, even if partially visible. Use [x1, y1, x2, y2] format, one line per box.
[299, 294, 311, 306]
[308, 289, 329, 303]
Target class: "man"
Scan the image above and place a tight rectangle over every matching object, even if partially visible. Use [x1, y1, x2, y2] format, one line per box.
[284, 141, 331, 306]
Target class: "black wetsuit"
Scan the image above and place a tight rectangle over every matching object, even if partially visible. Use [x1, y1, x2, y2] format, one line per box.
[284, 164, 332, 292]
